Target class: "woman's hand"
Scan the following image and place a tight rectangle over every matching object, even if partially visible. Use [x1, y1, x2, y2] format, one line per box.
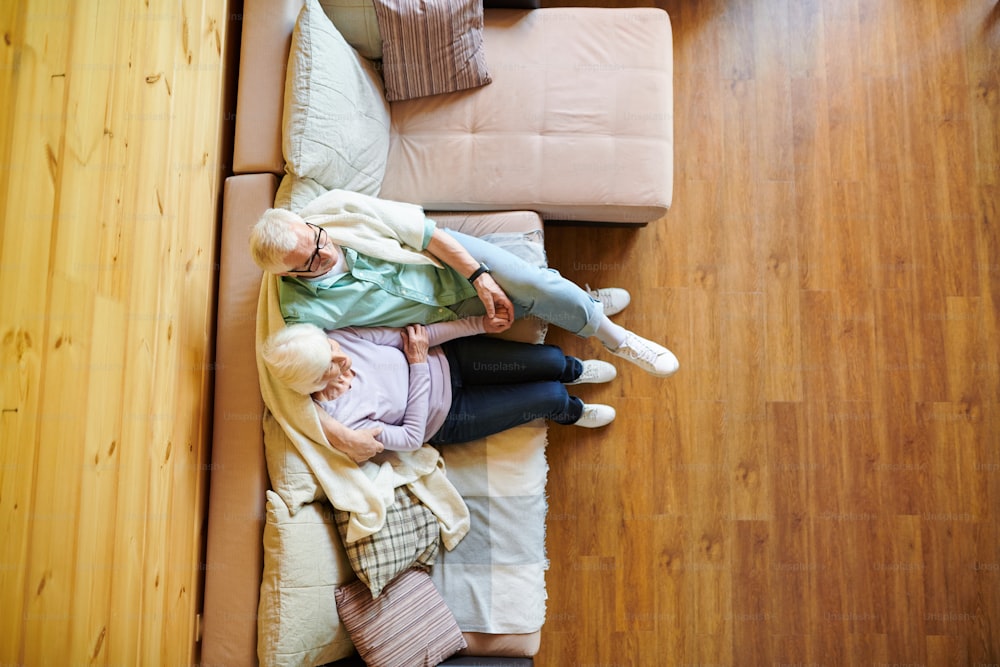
[401, 324, 429, 363]
[482, 312, 510, 334]
[316, 409, 384, 463]
[473, 273, 514, 331]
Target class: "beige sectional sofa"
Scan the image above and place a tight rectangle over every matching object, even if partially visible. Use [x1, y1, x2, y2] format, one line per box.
[200, 1, 673, 665]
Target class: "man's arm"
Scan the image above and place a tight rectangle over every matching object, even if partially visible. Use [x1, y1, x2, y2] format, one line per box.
[424, 229, 514, 328]
[315, 408, 384, 463]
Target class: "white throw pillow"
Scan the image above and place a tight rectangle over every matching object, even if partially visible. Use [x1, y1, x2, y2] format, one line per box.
[274, 173, 330, 214]
[283, 0, 391, 197]
[257, 491, 356, 666]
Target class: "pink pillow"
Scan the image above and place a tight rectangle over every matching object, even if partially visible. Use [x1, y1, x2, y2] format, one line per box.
[335, 568, 467, 666]
[372, 0, 492, 101]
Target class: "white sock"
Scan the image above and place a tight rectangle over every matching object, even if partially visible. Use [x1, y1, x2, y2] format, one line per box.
[594, 315, 628, 349]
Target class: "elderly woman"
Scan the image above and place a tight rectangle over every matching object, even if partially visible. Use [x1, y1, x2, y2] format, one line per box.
[261, 317, 618, 450]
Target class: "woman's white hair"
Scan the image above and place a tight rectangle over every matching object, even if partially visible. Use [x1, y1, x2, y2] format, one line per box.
[261, 323, 331, 395]
[249, 208, 303, 273]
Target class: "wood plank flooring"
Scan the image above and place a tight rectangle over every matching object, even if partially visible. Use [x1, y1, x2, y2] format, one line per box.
[1, 0, 997, 665]
[0, 1, 231, 664]
[538, 0, 1000, 665]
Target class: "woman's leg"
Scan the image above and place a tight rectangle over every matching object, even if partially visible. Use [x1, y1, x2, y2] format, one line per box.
[428, 381, 584, 445]
[443, 336, 583, 385]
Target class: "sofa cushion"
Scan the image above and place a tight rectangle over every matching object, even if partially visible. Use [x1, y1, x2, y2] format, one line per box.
[372, 0, 492, 102]
[319, 0, 383, 59]
[258, 491, 356, 666]
[380, 7, 674, 224]
[284, 0, 391, 197]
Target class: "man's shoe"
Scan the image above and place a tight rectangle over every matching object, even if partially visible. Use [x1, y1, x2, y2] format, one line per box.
[587, 285, 631, 317]
[604, 332, 680, 377]
[566, 359, 617, 385]
[575, 403, 616, 428]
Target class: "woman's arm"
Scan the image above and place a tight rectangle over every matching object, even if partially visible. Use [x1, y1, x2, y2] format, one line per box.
[424, 318, 487, 347]
[315, 409, 384, 463]
[355, 363, 431, 452]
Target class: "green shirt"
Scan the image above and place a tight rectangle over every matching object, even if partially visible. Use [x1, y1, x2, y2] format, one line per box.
[279, 247, 478, 329]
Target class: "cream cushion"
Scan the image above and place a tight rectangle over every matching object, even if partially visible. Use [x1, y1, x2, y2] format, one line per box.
[257, 491, 356, 666]
[283, 0, 391, 198]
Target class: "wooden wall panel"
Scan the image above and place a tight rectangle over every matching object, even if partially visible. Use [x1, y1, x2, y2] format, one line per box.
[0, 0, 229, 664]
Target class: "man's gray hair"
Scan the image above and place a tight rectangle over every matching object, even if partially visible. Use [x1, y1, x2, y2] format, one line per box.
[261, 323, 331, 395]
[249, 208, 303, 273]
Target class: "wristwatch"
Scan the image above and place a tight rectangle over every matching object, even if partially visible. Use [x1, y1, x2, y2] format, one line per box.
[467, 263, 491, 284]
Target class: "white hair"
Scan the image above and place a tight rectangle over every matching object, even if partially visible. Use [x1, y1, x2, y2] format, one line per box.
[261, 323, 331, 395]
[249, 208, 303, 273]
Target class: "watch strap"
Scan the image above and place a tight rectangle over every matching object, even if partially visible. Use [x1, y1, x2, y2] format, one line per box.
[467, 263, 490, 284]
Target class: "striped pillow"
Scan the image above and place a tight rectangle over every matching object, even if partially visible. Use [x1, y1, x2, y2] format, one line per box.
[335, 567, 467, 666]
[372, 0, 492, 101]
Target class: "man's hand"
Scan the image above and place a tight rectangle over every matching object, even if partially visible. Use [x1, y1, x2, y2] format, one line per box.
[424, 229, 515, 329]
[473, 273, 514, 330]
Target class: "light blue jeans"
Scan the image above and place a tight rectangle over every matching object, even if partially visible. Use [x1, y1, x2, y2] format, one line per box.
[443, 230, 603, 338]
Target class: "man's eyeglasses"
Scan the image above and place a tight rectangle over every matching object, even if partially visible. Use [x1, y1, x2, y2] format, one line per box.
[287, 222, 328, 274]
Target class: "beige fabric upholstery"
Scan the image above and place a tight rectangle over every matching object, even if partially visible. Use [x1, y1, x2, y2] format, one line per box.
[460, 631, 542, 659]
[201, 173, 277, 666]
[231, 1, 673, 224]
[201, 181, 546, 663]
[381, 8, 673, 223]
[232, 0, 301, 174]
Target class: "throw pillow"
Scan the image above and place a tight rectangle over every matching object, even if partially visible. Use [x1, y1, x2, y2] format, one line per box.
[263, 409, 325, 512]
[372, 0, 492, 101]
[258, 491, 356, 666]
[335, 567, 468, 667]
[284, 0, 391, 196]
[334, 485, 441, 597]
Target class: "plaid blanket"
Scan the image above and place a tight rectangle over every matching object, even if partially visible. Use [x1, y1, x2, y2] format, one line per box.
[431, 422, 549, 634]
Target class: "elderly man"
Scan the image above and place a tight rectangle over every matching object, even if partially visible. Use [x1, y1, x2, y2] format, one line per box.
[250, 189, 678, 460]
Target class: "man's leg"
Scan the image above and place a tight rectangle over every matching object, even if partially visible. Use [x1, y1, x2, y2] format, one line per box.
[444, 229, 604, 337]
[444, 229, 680, 377]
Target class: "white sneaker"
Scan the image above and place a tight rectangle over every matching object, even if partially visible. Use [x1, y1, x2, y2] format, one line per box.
[575, 403, 616, 428]
[566, 359, 617, 385]
[604, 332, 679, 377]
[586, 285, 631, 317]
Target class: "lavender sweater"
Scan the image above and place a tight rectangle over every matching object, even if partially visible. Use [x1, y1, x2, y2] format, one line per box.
[315, 319, 486, 451]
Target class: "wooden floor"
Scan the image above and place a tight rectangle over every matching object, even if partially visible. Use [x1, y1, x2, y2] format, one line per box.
[2, 0, 998, 665]
[539, 0, 1000, 665]
[1, 1, 232, 664]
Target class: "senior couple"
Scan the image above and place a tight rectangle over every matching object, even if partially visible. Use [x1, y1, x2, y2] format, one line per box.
[253, 189, 679, 463]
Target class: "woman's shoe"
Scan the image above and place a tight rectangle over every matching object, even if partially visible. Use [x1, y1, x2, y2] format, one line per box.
[575, 403, 616, 428]
[567, 360, 617, 385]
